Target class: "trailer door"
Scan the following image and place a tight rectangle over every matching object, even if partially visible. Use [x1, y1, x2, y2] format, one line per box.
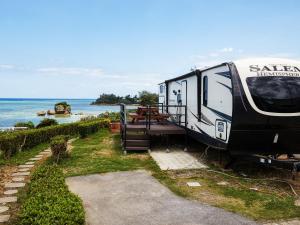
[180, 80, 187, 125]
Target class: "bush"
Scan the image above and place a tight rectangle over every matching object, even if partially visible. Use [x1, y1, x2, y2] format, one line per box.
[98, 112, 120, 122]
[78, 119, 110, 138]
[0, 119, 110, 159]
[36, 118, 58, 128]
[18, 165, 85, 225]
[14, 121, 35, 129]
[50, 135, 69, 162]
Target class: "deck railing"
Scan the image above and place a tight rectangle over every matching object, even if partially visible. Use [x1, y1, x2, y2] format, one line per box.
[120, 103, 127, 149]
[146, 104, 187, 130]
[120, 103, 187, 131]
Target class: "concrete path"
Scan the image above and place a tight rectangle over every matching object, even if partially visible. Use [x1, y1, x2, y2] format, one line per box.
[66, 170, 258, 225]
[150, 150, 207, 170]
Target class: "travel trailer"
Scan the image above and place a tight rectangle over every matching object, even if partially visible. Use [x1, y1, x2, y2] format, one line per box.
[159, 58, 300, 156]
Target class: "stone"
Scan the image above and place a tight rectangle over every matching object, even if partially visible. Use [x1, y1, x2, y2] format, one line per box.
[5, 182, 25, 188]
[4, 190, 18, 195]
[36, 155, 44, 158]
[12, 177, 25, 182]
[25, 161, 35, 165]
[12, 172, 30, 176]
[0, 215, 10, 223]
[29, 157, 42, 161]
[18, 168, 30, 172]
[294, 198, 300, 206]
[18, 165, 34, 168]
[217, 181, 229, 186]
[0, 206, 9, 213]
[250, 187, 259, 191]
[0, 197, 17, 203]
[187, 182, 201, 187]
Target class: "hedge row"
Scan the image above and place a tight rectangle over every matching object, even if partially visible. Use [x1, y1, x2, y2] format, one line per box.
[0, 119, 110, 159]
[78, 120, 108, 138]
[18, 165, 85, 225]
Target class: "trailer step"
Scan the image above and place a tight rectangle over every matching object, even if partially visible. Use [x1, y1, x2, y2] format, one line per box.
[126, 140, 150, 147]
[126, 134, 149, 140]
[125, 146, 149, 151]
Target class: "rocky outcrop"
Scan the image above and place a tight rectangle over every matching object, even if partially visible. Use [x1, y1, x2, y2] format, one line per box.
[54, 102, 71, 115]
[37, 111, 46, 116]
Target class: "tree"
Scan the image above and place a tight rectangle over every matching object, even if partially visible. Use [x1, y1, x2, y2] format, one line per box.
[138, 91, 158, 106]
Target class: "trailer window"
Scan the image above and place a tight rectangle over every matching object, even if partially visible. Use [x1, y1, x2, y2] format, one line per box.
[203, 76, 208, 106]
[246, 76, 300, 113]
[159, 85, 164, 94]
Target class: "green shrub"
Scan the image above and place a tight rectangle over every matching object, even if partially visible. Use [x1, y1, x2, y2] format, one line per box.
[14, 121, 35, 129]
[18, 165, 85, 225]
[78, 119, 110, 138]
[0, 119, 110, 159]
[50, 135, 69, 162]
[98, 111, 120, 122]
[36, 118, 58, 128]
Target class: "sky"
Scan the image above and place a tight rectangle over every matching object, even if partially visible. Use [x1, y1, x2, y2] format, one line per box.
[0, 0, 300, 99]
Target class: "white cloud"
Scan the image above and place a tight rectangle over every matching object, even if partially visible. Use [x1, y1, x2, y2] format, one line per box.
[36, 67, 104, 77]
[208, 47, 235, 58]
[0, 64, 14, 69]
[220, 47, 234, 53]
[191, 47, 247, 69]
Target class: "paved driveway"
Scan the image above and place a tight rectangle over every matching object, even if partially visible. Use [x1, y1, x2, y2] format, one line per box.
[66, 170, 258, 225]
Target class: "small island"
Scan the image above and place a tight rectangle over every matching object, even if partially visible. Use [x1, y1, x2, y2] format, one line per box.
[91, 91, 158, 106]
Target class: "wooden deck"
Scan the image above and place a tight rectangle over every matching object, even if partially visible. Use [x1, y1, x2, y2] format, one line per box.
[126, 122, 186, 135]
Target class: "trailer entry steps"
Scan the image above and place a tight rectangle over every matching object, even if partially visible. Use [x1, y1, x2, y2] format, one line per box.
[120, 104, 188, 154]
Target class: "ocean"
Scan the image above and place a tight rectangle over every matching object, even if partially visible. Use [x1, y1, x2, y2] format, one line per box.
[0, 98, 119, 127]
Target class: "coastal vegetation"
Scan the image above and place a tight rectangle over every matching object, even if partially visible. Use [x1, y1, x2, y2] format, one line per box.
[92, 90, 158, 106]
[14, 121, 35, 129]
[36, 118, 58, 128]
[0, 118, 110, 159]
[98, 111, 120, 122]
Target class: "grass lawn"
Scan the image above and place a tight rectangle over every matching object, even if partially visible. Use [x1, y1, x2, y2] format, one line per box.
[55, 129, 300, 222]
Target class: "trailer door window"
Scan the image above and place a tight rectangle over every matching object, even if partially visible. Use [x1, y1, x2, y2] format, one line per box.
[203, 76, 208, 106]
[246, 76, 300, 113]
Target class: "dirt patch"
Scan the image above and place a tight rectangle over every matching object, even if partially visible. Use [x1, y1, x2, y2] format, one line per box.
[0, 166, 18, 193]
[124, 154, 151, 160]
[91, 147, 115, 157]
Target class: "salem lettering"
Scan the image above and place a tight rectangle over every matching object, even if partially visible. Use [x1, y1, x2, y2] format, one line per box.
[250, 65, 300, 73]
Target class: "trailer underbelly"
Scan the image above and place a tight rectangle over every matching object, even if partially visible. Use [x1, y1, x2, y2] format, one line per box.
[228, 129, 300, 154]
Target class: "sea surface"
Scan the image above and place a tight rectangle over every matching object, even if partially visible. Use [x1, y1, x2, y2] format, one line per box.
[0, 98, 119, 127]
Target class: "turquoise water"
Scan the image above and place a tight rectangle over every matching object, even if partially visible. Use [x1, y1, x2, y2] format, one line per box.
[0, 98, 119, 127]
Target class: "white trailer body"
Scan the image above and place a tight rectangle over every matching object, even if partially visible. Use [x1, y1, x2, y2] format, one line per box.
[159, 58, 300, 154]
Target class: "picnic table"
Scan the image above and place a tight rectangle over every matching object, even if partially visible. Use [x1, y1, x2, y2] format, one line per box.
[129, 107, 170, 123]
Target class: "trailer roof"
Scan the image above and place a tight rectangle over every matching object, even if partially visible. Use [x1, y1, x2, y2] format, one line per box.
[162, 58, 300, 84]
[164, 62, 228, 83]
